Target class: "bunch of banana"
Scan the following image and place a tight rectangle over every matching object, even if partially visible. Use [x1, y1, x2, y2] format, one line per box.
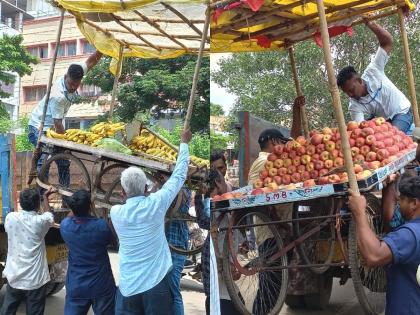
[90, 122, 125, 138]
[190, 155, 210, 168]
[46, 129, 66, 140]
[130, 130, 178, 162]
[65, 129, 103, 145]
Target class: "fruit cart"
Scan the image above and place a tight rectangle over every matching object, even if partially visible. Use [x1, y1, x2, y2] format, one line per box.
[210, 0, 418, 314]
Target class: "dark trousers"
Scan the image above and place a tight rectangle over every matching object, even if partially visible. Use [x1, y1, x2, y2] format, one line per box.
[205, 296, 242, 315]
[252, 238, 283, 315]
[0, 283, 47, 315]
[115, 272, 174, 315]
[64, 288, 115, 315]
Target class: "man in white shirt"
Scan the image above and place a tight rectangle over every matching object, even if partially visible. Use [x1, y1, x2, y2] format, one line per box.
[111, 128, 191, 315]
[1, 188, 55, 315]
[337, 20, 413, 134]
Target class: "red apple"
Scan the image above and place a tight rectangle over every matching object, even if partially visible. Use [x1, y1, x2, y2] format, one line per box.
[274, 159, 284, 169]
[328, 174, 341, 184]
[273, 176, 282, 185]
[359, 121, 370, 129]
[372, 141, 385, 151]
[316, 143, 326, 154]
[260, 169, 269, 179]
[351, 147, 360, 157]
[336, 141, 342, 150]
[263, 177, 273, 186]
[320, 151, 330, 161]
[377, 149, 389, 161]
[312, 153, 320, 161]
[282, 175, 291, 185]
[361, 127, 374, 137]
[296, 146, 306, 156]
[310, 170, 319, 179]
[354, 164, 363, 174]
[311, 133, 324, 145]
[360, 145, 371, 156]
[303, 179, 316, 187]
[301, 171, 311, 181]
[265, 161, 274, 170]
[366, 151, 377, 162]
[324, 159, 334, 169]
[323, 134, 332, 143]
[347, 121, 359, 131]
[306, 162, 315, 172]
[388, 146, 399, 156]
[296, 136, 307, 146]
[375, 133, 384, 141]
[367, 161, 381, 170]
[301, 155, 311, 165]
[354, 154, 365, 162]
[297, 165, 306, 174]
[278, 168, 288, 176]
[266, 182, 279, 190]
[254, 180, 264, 189]
[284, 141, 294, 153]
[269, 168, 278, 177]
[283, 158, 292, 167]
[384, 138, 394, 147]
[325, 141, 336, 152]
[319, 169, 329, 177]
[352, 129, 363, 139]
[374, 117, 386, 125]
[291, 173, 302, 184]
[356, 137, 366, 147]
[365, 135, 376, 145]
[288, 150, 297, 159]
[280, 152, 289, 159]
[322, 127, 333, 135]
[274, 144, 284, 155]
[330, 149, 339, 159]
[292, 156, 301, 166]
[349, 138, 356, 147]
[334, 157, 344, 167]
[288, 165, 297, 175]
[314, 160, 324, 171]
[267, 153, 278, 162]
[306, 145, 316, 155]
[251, 188, 264, 195]
[318, 176, 330, 185]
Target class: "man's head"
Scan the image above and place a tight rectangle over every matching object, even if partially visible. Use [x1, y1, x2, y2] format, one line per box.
[208, 168, 227, 197]
[258, 128, 289, 152]
[337, 66, 367, 100]
[121, 167, 147, 198]
[19, 188, 40, 212]
[64, 64, 84, 93]
[64, 190, 91, 217]
[398, 176, 420, 220]
[211, 152, 227, 177]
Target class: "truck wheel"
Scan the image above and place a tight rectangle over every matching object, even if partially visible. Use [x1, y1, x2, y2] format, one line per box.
[303, 273, 333, 310]
[46, 282, 65, 296]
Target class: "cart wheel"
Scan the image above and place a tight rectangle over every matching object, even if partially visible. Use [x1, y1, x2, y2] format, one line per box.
[303, 272, 333, 310]
[95, 163, 127, 194]
[165, 191, 206, 256]
[284, 295, 305, 309]
[45, 281, 65, 296]
[222, 211, 288, 315]
[292, 197, 336, 274]
[349, 193, 386, 315]
[38, 153, 91, 195]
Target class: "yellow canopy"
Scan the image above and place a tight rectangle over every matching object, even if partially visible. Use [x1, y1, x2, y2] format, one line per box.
[55, 0, 209, 73]
[210, 0, 415, 53]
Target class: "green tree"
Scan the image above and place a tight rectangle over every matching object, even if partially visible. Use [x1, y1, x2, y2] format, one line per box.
[83, 56, 210, 133]
[212, 6, 419, 133]
[210, 103, 224, 116]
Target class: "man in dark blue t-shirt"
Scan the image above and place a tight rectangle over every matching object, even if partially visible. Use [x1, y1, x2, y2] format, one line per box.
[60, 190, 116, 315]
[349, 177, 420, 315]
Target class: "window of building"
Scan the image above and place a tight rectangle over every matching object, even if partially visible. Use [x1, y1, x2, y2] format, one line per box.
[52, 41, 77, 57]
[24, 86, 46, 102]
[79, 85, 102, 97]
[82, 41, 96, 54]
[27, 45, 49, 59]
[65, 119, 81, 129]
[1, 82, 14, 95]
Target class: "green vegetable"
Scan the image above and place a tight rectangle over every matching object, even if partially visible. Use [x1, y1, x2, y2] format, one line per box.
[94, 138, 132, 155]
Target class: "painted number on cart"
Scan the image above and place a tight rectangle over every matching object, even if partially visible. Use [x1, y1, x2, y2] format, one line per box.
[266, 192, 285, 202]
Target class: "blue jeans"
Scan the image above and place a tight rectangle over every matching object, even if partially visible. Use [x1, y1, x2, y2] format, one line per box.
[115, 272, 174, 315]
[64, 289, 115, 315]
[169, 254, 186, 315]
[391, 109, 414, 135]
[28, 125, 70, 188]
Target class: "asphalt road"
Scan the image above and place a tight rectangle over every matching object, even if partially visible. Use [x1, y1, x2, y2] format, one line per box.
[0, 252, 206, 315]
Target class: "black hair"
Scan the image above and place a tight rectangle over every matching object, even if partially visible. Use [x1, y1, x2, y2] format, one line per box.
[67, 64, 84, 81]
[64, 190, 91, 217]
[337, 66, 358, 88]
[210, 151, 226, 164]
[208, 168, 223, 194]
[258, 128, 288, 150]
[398, 176, 420, 200]
[19, 188, 40, 211]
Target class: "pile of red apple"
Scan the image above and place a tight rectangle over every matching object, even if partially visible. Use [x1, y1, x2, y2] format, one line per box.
[255, 117, 416, 190]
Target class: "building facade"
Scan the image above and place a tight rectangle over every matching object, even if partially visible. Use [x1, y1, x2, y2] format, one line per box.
[20, 13, 103, 127]
[0, 0, 34, 120]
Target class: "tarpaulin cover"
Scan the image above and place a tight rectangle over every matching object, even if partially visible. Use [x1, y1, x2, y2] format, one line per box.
[210, 0, 415, 53]
[55, 0, 209, 73]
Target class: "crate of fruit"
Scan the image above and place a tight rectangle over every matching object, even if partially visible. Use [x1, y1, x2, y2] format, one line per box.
[212, 118, 417, 210]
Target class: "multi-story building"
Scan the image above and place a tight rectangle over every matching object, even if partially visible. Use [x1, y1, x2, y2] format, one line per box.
[0, 0, 34, 120]
[20, 13, 104, 127]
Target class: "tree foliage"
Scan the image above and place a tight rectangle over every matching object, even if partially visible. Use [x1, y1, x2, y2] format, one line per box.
[83, 56, 210, 133]
[210, 102, 224, 116]
[212, 6, 420, 133]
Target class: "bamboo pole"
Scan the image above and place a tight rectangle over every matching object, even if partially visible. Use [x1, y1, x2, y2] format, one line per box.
[398, 8, 419, 127]
[27, 9, 65, 185]
[288, 46, 309, 138]
[109, 45, 124, 120]
[184, 7, 210, 130]
[315, 0, 359, 195]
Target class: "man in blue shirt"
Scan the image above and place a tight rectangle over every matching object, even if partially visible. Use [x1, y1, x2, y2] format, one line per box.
[60, 190, 116, 315]
[28, 50, 102, 190]
[111, 128, 191, 315]
[349, 176, 420, 315]
[165, 187, 191, 315]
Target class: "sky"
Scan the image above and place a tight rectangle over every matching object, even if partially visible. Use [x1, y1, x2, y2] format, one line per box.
[210, 53, 237, 115]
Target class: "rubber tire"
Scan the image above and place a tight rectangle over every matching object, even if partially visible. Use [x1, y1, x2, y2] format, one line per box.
[38, 153, 91, 193]
[292, 198, 336, 274]
[45, 281, 65, 296]
[222, 211, 288, 315]
[303, 272, 333, 310]
[348, 193, 386, 315]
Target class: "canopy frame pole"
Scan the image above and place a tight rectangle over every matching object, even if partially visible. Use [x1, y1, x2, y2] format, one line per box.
[315, 0, 359, 195]
[184, 7, 210, 130]
[27, 9, 65, 185]
[288, 46, 309, 138]
[109, 45, 124, 120]
[398, 8, 419, 127]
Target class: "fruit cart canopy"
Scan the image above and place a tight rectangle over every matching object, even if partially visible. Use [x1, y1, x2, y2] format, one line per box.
[210, 0, 415, 53]
[54, 0, 209, 72]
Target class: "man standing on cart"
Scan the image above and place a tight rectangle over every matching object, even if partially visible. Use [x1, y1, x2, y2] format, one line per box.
[337, 20, 414, 134]
[27, 50, 103, 191]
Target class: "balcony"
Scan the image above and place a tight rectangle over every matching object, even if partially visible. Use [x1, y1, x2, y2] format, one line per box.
[0, 0, 34, 33]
